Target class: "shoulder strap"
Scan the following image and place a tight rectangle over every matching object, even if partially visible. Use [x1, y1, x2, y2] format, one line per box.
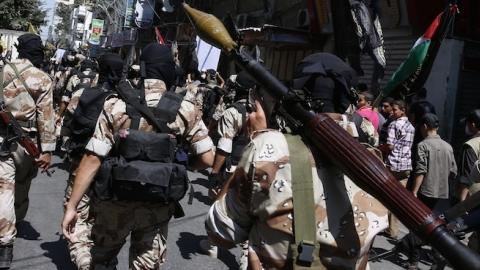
[116, 80, 169, 133]
[154, 91, 183, 124]
[1, 63, 33, 103]
[8, 63, 32, 92]
[229, 102, 247, 132]
[286, 135, 325, 269]
[237, 103, 248, 136]
[0, 65, 4, 103]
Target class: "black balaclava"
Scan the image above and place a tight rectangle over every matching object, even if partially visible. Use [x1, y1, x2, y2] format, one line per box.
[139, 43, 176, 90]
[16, 34, 44, 68]
[234, 71, 256, 100]
[97, 53, 124, 88]
[293, 53, 358, 114]
[80, 59, 98, 72]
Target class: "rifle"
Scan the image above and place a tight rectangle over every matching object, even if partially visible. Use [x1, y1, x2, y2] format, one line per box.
[0, 102, 53, 176]
[181, 4, 480, 269]
[0, 103, 40, 158]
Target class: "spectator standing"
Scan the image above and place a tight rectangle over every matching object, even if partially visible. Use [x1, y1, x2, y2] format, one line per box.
[384, 100, 415, 238]
[405, 113, 456, 270]
[412, 113, 457, 205]
[456, 109, 480, 254]
[408, 100, 437, 150]
[379, 97, 394, 144]
[356, 91, 380, 130]
[457, 109, 480, 201]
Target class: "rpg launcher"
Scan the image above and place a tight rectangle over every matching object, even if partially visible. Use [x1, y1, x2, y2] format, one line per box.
[182, 3, 480, 269]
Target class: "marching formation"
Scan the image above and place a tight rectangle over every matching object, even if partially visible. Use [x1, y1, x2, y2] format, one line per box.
[0, 4, 480, 270]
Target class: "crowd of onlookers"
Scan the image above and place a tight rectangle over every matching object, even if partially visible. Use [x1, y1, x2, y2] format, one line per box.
[355, 84, 480, 269]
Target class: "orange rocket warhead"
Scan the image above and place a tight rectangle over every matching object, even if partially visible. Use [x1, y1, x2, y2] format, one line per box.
[182, 3, 237, 52]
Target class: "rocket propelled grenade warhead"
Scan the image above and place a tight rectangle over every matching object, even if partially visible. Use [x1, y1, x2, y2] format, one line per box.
[182, 3, 237, 52]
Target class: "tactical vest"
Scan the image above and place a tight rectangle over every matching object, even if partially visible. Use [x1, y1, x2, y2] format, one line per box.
[466, 136, 480, 159]
[466, 136, 480, 194]
[93, 82, 188, 206]
[61, 86, 111, 158]
[225, 102, 249, 170]
[201, 84, 221, 124]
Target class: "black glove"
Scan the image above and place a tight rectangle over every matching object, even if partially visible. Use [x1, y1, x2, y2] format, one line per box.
[208, 172, 224, 188]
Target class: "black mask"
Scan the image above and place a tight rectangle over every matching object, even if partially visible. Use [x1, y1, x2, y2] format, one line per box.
[293, 53, 358, 113]
[140, 43, 176, 90]
[16, 34, 44, 68]
[97, 53, 124, 88]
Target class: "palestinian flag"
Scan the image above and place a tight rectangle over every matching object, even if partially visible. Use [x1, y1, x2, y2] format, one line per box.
[382, 5, 458, 98]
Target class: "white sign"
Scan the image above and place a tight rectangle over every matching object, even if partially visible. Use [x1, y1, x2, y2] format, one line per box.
[54, 49, 66, 64]
[196, 36, 221, 71]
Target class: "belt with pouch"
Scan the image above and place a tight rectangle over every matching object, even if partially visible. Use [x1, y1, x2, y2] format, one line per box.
[17, 119, 37, 129]
[0, 119, 36, 130]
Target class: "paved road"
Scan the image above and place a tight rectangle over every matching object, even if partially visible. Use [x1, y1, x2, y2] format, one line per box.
[10, 155, 451, 269]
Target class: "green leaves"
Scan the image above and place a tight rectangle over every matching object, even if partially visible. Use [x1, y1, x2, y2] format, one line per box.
[0, 0, 47, 31]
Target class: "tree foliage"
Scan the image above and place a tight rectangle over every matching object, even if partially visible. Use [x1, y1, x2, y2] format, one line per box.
[55, 3, 74, 36]
[54, 0, 83, 46]
[0, 0, 47, 31]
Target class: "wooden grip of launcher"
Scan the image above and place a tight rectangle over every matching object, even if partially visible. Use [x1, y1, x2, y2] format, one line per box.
[308, 114, 439, 232]
[307, 114, 480, 270]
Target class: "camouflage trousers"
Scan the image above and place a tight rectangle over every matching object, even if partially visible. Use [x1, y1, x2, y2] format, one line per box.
[0, 156, 16, 246]
[11, 143, 38, 222]
[90, 199, 173, 269]
[64, 176, 93, 270]
[0, 143, 37, 268]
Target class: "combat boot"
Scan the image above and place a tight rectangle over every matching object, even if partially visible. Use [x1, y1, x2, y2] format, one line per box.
[0, 244, 13, 269]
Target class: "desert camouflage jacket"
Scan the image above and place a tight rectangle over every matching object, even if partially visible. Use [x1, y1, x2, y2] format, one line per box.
[216, 99, 247, 154]
[53, 67, 73, 97]
[86, 79, 213, 157]
[1, 58, 56, 152]
[207, 128, 388, 269]
[62, 70, 99, 103]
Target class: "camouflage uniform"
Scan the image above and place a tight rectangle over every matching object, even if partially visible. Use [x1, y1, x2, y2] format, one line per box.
[183, 81, 208, 109]
[62, 70, 98, 105]
[206, 125, 388, 269]
[0, 58, 55, 266]
[53, 67, 73, 105]
[62, 86, 97, 269]
[85, 79, 213, 269]
[216, 100, 247, 172]
[63, 173, 93, 270]
[211, 96, 226, 122]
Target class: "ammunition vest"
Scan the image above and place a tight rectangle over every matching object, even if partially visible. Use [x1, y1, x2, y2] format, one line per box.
[61, 86, 111, 158]
[201, 84, 221, 124]
[466, 136, 480, 194]
[465, 136, 480, 159]
[93, 82, 188, 205]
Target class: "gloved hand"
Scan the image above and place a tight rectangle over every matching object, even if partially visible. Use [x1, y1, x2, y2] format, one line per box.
[208, 172, 224, 199]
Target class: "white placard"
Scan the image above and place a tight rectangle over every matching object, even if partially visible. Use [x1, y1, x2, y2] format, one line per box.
[196, 36, 221, 71]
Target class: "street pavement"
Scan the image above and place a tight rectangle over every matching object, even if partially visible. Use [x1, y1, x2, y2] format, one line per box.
[10, 155, 452, 269]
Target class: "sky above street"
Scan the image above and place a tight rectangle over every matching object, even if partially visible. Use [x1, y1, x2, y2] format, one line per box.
[40, 0, 56, 40]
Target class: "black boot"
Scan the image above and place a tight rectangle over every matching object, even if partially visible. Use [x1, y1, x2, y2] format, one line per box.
[0, 244, 13, 269]
[430, 250, 447, 270]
